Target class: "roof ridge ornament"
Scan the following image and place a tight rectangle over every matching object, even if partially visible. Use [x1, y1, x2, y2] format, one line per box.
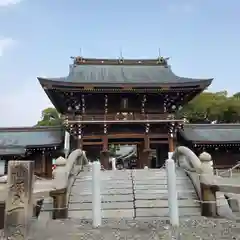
[71, 48, 84, 65]
[118, 48, 124, 64]
[156, 48, 169, 66]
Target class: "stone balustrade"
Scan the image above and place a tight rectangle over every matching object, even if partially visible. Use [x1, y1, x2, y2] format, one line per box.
[50, 149, 88, 219]
[173, 146, 240, 218]
[0, 149, 89, 230]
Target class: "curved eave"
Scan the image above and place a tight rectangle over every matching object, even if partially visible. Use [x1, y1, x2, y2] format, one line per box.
[192, 141, 240, 145]
[26, 142, 63, 148]
[38, 77, 213, 90]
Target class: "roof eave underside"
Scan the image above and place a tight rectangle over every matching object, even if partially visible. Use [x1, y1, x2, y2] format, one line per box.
[38, 77, 213, 88]
[0, 126, 62, 132]
[26, 142, 63, 148]
[190, 141, 240, 144]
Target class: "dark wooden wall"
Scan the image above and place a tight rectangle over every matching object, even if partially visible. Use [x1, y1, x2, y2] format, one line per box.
[206, 149, 240, 168]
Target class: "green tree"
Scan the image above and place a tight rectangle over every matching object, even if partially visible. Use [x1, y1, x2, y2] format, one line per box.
[217, 97, 240, 123]
[36, 108, 62, 126]
[177, 91, 240, 123]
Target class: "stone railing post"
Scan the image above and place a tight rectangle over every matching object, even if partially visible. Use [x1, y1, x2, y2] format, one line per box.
[199, 152, 217, 217]
[50, 157, 68, 219]
[166, 158, 179, 226]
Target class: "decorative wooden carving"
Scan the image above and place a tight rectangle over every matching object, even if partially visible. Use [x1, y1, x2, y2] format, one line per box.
[104, 94, 108, 115]
[81, 94, 85, 114]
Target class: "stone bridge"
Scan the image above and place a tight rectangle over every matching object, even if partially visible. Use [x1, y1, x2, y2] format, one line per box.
[67, 168, 200, 219]
[1, 147, 240, 239]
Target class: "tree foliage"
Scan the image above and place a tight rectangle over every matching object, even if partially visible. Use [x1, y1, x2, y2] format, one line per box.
[36, 108, 62, 126]
[177, 91, 240, 123]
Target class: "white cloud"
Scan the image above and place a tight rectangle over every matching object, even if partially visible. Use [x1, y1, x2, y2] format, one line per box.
[0, 0, 22, 7]
[0, 38, 16, 57]
[0, 79, 53, 127]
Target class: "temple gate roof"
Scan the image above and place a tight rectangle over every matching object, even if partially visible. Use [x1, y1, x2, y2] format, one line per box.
[38, 57, 213, 87]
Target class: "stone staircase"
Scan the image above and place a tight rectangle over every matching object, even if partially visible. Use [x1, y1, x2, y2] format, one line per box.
[132, 168, 200, 218]
[68, 168, 201, 219]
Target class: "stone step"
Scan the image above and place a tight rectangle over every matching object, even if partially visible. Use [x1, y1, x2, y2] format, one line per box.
[75, 179, 133, 184]
[134, 189, 196, 194]
[135, 207, 201, 217]
[69, 194, 134, 203]
[68, 209, 134, 219]
[135, 199, 200, 208]
[76, 177, 133, 182]
[69, 201, 134, 210]
[72, 183, 133, 189]
[132, 177, 187, 180]
[132, 179, 189, 185]
[135, 192, 198, 200]
[71, 188, 133, 195]
[133, 184, 193, 190]
[133, 185, 194, 191]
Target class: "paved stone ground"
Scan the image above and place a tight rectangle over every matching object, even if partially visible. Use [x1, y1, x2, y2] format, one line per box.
[2, 217, 239, 239]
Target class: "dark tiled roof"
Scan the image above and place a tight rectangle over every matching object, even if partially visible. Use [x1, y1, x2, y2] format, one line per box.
[179, 124, 240, 143]
[0, 147, 26, 156]
[38, 58, 213, 86]
[0, 127, 63, 155]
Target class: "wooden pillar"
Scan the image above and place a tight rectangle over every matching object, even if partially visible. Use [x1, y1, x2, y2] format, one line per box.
[100, 134, 110, 169]
[137, 143, 144, 169]
[137, 141, 151, 169]
[77, 136, 83, 149]
[41, 150, 46, 177]
[46, 153, 52, 179]
[144, 134, 150, 151]
[143, 135, 151, 168]
[0, 201, 4, 229]
[168, 134, 174, 152]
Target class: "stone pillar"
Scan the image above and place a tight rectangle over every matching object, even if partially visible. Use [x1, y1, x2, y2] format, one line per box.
[50, 189, 67, 219]
[199, 152, 217, 217]
[199, 152, 214, 175]
[51, 157, 68, 219]
[4, 161, 34, 239]
[200, 181, 217, 217]
[64, 130, 70, 158]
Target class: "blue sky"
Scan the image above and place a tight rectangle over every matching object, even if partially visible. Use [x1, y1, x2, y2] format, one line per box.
[0, 0, 239, 126]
